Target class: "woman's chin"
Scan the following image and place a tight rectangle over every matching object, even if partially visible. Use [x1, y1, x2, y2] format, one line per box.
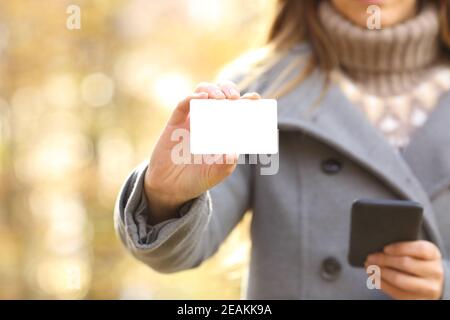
[331, 0, 418, 29]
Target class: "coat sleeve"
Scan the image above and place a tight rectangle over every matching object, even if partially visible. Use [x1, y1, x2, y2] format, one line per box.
[114, 161, 252, 273]
[113, 44, 310, 273]
[441, 260, 450, 299]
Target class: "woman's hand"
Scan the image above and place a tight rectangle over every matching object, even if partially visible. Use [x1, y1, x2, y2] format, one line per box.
[365, 240, 444, 299]
[144, 81, 261, 224]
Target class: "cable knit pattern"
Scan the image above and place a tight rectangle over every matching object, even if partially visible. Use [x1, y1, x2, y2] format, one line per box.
[319, 1, 440, 96]
[319, 1, 450, 148]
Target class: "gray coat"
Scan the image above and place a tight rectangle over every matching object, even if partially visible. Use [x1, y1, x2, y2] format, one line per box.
[114, 44, 450, 299]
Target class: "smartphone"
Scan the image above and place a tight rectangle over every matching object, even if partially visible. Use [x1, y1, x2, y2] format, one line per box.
[348, 198, 423, 268]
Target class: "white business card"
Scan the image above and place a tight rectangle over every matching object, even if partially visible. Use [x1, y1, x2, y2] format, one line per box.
[189, 99, 278, 154]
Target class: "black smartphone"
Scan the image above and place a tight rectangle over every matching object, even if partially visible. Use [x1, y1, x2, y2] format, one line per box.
[348, 198, 423, 268]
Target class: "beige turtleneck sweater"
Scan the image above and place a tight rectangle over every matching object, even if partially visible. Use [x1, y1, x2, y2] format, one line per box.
[319, 1, 450, 148]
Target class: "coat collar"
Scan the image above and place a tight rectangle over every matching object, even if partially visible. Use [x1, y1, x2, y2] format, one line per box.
[276, 71, 446, 251]
[403, 90, 450, 199]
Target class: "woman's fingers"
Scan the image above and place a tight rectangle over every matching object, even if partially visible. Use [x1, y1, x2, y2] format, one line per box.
[379, 267, 441, 299]
[366, 253, 443, 279]
[168, 92, 208, 126]
[218, 81, 240, 99]
[365, 241, 444, 299]
[194, 82, 226, 99]
[384, 240, 442, 260]
[169, 82, 262, 127]
[379, 278, 419, 300]
[170, 81, 230, 126]
[241, 92, 261, 100]
[195, 82, 262, 100]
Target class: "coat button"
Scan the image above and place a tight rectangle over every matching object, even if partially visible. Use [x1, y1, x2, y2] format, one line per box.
[321, 158, 342, 175]
[320, 257, 342, 281]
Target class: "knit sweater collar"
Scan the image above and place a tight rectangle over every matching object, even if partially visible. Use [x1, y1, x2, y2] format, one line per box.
[318, 1, 441, 96]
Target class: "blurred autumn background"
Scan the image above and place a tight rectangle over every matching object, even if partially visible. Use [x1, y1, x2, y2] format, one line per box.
[0, 0, 274, 299]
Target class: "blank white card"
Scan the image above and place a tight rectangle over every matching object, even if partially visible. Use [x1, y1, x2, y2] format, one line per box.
[189, 99, 278, 154]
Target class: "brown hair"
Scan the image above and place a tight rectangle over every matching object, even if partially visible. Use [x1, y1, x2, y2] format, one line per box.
[238, 0, 450, 98]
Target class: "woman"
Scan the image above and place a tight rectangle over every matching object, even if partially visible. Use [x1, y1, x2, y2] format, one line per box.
[114, 0, 450, 299]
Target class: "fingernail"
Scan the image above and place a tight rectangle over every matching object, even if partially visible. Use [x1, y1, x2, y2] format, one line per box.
[229, 88, 239, 97]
